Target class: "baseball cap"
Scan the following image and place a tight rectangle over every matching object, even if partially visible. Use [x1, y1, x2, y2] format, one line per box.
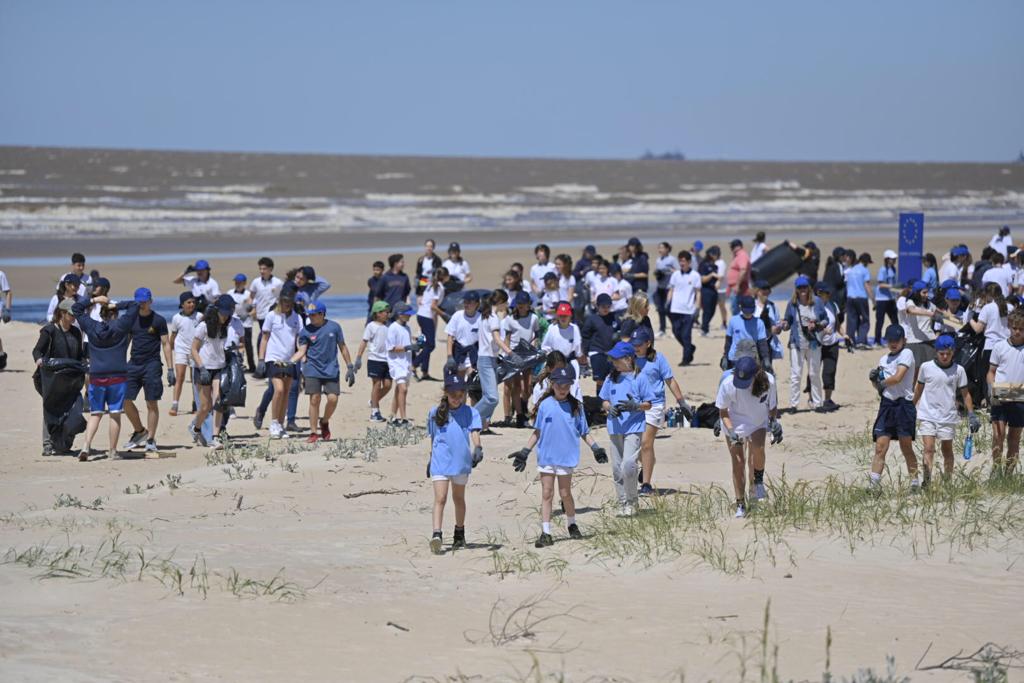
[739, 295, 756, 312]
[215, 294, 235, 314]
[57, 298, 76, 312]
[627, 237, 641, 247]
[398, 305, 416, 316]
[607, 341, 636, 359]
[911, 280, 929, 293]
[595, 293, 613, 307]
[934, 334, 955, 351]
[940, 279, 959, 290]
[194, 259, 210, 270]
[804, 241, 817, 250]
[92, 277, 111, 290]
[513, 291, 531, 306]
[630, 327, 652, 345]
[448, 241, 461, 252]
[233, 273, 247, 282]
[794, 275, 811, 288]
[583, 244, 596, 255]
[733, 356, 758, 389]
[463, 290, 480, 303]
[62, 273, 81, 286]
[730, 239, 743, 249]
[884, 324, 905, 343]
[753, 279, 770, 290]
[693, 240, 704, 252]
[543, 271, 558, 281]
[306, 301, 326, 316]
[371, 300, 391, 314]
[555, 302, 573, 317]
[608, 262, 622, 275]
[814, 282, 832, 294]
[550, 367, 574, 385]
[443, 372, 467, 390]
[133, 287, 153, 303]
[950, 246, 967, 257]
[300, 266, 316, 281]
[945, 288, 962, 301]
[883, 249, 897, 260]
[179, 292, 195, 305]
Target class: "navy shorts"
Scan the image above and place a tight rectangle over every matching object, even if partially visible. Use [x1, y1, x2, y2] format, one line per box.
[991, 401, 1024, 428]
[367, 359, 391, 380]
[872, 397, 916, 441]
[590, 353, 612, 382]
[267, 362, 297, 380]
[126, 361, 163, 401]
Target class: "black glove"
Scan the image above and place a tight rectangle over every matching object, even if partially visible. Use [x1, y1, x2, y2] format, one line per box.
[508, 447, 529, 472]
[968, 412, 981, 433]
[719, 355, 729, 371]
[426, 461, 431, 478]
[445, 355, 457, 373]
[677, 398, 694, 422]
[472, 445, 484, 468]
[407, 341, 421, 355]
[255, 360, 266, 379]
[868, 368, 885, 396]
[769, 417, 783, 445]
[352, 356, 362, 372]
[580, 364, 592, 379]
[198, 368, 212, 386]
[606, 403, 622, 418]
[615, 394, 642, 413]
[1, 310, 9, 324]
[591, 443, 608, 464]
[345, 363, 356, 387]
[185, 264, 196, 274]
[166, 368, 176, 387]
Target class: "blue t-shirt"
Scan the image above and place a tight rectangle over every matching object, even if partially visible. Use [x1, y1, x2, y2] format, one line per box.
[876, 266, 897, 301]
[635, 352, 674, 406]
[922, 266, 938, 291]
[599, 371, 654, 434]
[846, 264, 870, 299]
[726, 315, 767, 360]
[535, 396, 590, 468]
[427, 403, 482, 476]
[299, 319, 344, 379]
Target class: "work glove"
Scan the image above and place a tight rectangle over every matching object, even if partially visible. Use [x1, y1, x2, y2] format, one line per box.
[677, 398, 694, 423]
[1, 310, 9, 324]
[255, 360, 266, 379]
[606, 403, 622, 418]
[407, 341, 421, 355]
[615, 394, 642, 414]
[472, 445, 484, 468]
[166, 368, 176, 387]
[713, 418, 722, 438]
[723, 425, 743, 446]
[968, 411, 981, 433]
[198, 368, 212, 386]
[508, 447, 529, 472]
[580, 364, 592, 379]
[345, 363, 356, 387]
[352, 356, 363, 372]
[868, 368, 885, 396]
[719, 355, 729, 371]
[591, 443, 608, 464]
[445, 355, 457, 373]
[769, 417, 783, 445]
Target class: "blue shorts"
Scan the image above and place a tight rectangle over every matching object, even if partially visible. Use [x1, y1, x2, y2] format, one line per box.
[872, 397, 916, 441]
[126, 361, 163, 402]
[88, 381, 127, 414]
[991, 401, 1024, 428]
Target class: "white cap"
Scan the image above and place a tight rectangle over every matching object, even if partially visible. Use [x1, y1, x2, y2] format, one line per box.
[883, 249, 897, 260]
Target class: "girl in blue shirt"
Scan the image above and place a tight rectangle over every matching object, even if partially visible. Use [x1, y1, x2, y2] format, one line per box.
[508, 367, 607, 548]
[598, 341, 655, 516]
[629, 327, 691, 496]
[426, 373, 483, 555]
[723, 295, 770, 370]
[874, 250, 899, 347]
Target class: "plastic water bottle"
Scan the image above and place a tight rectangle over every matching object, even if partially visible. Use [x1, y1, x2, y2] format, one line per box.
[666, 409, 677, 428]
[963, 434, 974, 461]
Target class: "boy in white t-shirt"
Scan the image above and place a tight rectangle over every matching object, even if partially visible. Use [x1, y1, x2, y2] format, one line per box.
[666, 249, 702, 366]
[167, 292, 202, 416]
[913, 334, 980, 485]
[355, 300, 394, 423]
[385, 305, 421, 425]
[986, 308, 1024, 474]
[867, 324, 920, 491]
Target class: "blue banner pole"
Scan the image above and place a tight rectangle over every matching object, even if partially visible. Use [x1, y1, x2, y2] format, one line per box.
[898, 212, 924, 284]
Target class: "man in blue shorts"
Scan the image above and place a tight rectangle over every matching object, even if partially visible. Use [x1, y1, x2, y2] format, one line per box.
[122, 287, 172, 454]
[292, 301, 354, 443]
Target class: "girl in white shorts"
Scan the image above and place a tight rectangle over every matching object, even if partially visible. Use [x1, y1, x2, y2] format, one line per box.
[386, 305, 419, 425]
[508, 366, 607, 549]
[167, 292, 202, 416]
[913, 333, 979, 485]
[426, 373, 483, 555]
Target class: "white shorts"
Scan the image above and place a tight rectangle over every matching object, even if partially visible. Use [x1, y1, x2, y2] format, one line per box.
[645, 404, 665, 428]
[388, 360, 411, 384]
[174, 351, 192, 367]
[431, 473, 469, 485]
[918, 419, 957, 440]
[732, 420, 769, 439]
[537, 464, 574, 476]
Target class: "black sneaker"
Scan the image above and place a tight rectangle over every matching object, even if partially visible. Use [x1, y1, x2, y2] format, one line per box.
[567, 524, 583, 540]
[479, 428, 499, 436]
[452, 526, 466, 549]
[429, 532, 443, 555]
[534, 533, 554, 548]
[41, 444, 56, 457]
[253, 408, 265, 430]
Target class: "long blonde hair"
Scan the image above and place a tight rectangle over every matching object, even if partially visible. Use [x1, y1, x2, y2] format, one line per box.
[624, 291, 650, 322]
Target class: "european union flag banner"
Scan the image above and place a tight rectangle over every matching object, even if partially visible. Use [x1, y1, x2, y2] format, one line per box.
[898, 213, 924, 284]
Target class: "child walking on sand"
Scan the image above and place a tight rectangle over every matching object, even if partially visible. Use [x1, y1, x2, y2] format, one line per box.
[168, 292, 201, 416]
[914, 333, 980, 485]
[355, 301, 393, 422]
[867, 325, 919, 491]
[715, 355, 781, 518]
[508, 367, 607, 547]
[986, 308, 1024, 475]
[599, 341, 654, 517]
[427, 373, 483, 554]
[386, 305, 421, 425]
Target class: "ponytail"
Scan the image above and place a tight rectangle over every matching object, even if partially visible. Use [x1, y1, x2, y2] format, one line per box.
[204, 305, 223, 339]
[751, 368, 770, 399]
[433, 395, 451, 427]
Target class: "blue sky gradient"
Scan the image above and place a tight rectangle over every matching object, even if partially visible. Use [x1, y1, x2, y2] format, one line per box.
[1, 1, 1021, 161]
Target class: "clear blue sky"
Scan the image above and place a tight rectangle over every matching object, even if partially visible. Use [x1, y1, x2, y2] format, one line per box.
[1, 1, 1021, 162]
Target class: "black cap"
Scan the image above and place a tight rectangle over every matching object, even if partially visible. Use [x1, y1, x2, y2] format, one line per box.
[627, 237, 641, 247]
[448, 241, 461, 252]
[179, 292, 195, 305]
[730, 239, 743, 249]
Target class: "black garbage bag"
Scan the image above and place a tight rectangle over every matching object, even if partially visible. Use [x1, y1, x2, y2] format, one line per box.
[751, 242, 804, 288]
[40, 358, 87, 451]
[217, 348, 247, 410]
[496, 341, 549, 383]
[956, 327, 985, 408]
[692, 402, 722, 429]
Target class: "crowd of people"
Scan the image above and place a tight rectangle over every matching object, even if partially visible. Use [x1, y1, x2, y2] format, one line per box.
[7, 224, 1022, 551]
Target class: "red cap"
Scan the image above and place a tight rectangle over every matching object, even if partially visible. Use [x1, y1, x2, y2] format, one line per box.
[556, 302, 573, 317]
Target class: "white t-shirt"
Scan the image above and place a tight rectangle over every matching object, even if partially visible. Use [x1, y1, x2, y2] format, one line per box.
[878, 348, 916, 401]
[385, 321, 412, 364]
[589, 274, 617, 302]
[442, 258, 471, 283]
[226, 316, 245, 351]
[816, 304, 841, 346]
[540, 289, 560, 319]
[938, 259, 960, 284]
[541, 323, 582, 360]
[505, 313, 539, 347]
[530, 262, 557, 293]
[169, 312, 203, 360]
[261, 310, 300, 362]
[229, 290, 253, 328]
[0, 270, 8, 315]
[417, 284, 442, 319]
[897, 297, 936, 343]
[750, 242, 767, 262]
[183, 274, 221, 302]
[193, 322, 227, 370]
[361, 321, 390, 362]
[990, 339, 1024, 384]
[477, 314, 506, 358]
[558, 274, 576, 301]
[612, 279, 633, 313]
[989, 233, 1012, 257]
[714, 373, 777, 438]
[446, 310, 480, 348]
[978, 301, 1010, 351]
[715, 259, 728, 293]
[916, 360, 967, 424]
[982, 264, 1013, 296]
[249, 275, 283, 320]
[668, 270, 701, 315]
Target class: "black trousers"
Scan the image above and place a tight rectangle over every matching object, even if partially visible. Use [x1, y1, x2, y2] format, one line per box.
[873, 300, 898, 346]
[653, 287, 670, 333]
[821, 343, 840, 391]
[242, 327, 256, 372]
[700, 288, 718, 334]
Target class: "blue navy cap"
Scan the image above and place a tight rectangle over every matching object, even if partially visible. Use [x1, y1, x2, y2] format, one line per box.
[463, 291, 480, 302]
[739, 295, 756, 311]
[444, 372, 467, 390]
[550, 367, 574, 385]
[233, 273, 247, 282]
[215, 294, 236, 313]
[733, 356, 758, 389]
[630, 326, 652, 345]
[514, 291, 531, 306]
[884, 324, 905, 342]
[133, 287, 153, 303]
[595, 293, 613, 307]
[607, 341, 636, 359]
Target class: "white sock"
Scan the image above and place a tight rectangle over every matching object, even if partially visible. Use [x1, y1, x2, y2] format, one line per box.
[869, 472, 881, 483]
[542, 522, 551, 534]
[566, 516, 576, 526]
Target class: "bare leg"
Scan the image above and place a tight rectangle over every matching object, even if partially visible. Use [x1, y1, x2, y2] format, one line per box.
[123, 400, 145, 435]
[322, 394, 338, 421]
[309, 393, 321, 431]
[108, 414, 122, 454]
[396, 383, 408, 420]
[193, 385, 213, 432]
[898, 436, 918, 481]
[729, 441, 747, 502]
[871, 435, 891, 476]
[170, 364, 187, 413]
[452, 483, 466, 527]
[540, 473, 555, 524]
[921, 435, 937, 484]
[939, 439, 955, 481]
[557, 474, 575, 520]
[432, 479, 449, 531]
[83, 414, 103, 452]
[991, 420, 1006, 468]
[1007, 426, 1022, 473]
[640, 423, 657, 486]
[145, 400, 159, 440]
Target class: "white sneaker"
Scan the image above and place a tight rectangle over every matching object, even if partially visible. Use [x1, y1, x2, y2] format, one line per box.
[122, 430, 148, 450]
[753, 483, 767, 500]
[616, 504, 636, 518]
[269, 421, 283, 439]
[735, 503, 746, 518]
[209, 437, 223, 450]
[656, 330, 666, 338]
[144, 441, 158, 453]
